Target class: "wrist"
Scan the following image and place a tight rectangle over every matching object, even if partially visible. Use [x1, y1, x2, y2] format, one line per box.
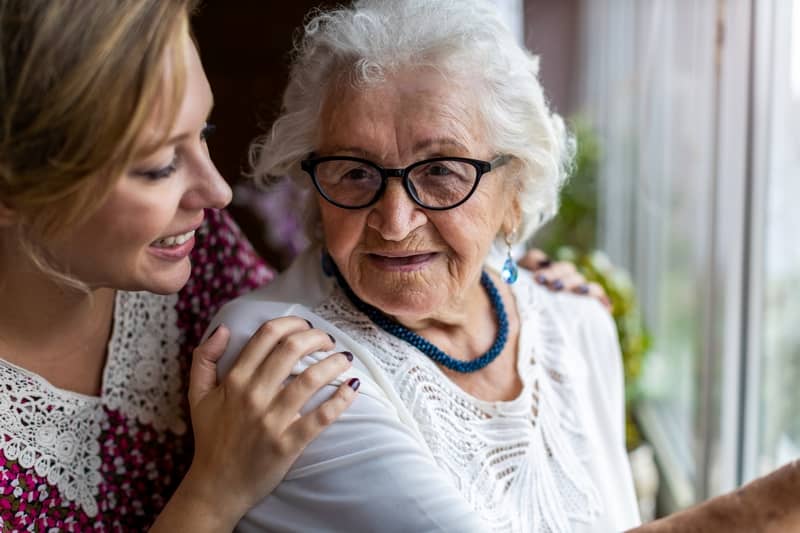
[157, 466, 244, 532]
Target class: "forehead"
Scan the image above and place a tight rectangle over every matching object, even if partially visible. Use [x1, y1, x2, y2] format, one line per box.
[137, 30, 212, 152]
[316, 68, 486, 158]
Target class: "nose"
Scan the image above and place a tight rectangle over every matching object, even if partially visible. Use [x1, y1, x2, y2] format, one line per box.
[366, 178, 427, 241]
[181, 156, 233, 210]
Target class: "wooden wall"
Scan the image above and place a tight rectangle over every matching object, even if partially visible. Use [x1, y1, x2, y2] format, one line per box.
[192, 1, 329, 268]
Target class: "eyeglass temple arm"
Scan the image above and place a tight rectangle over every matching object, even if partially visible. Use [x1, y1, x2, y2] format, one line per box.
[490, 154, 512, 169]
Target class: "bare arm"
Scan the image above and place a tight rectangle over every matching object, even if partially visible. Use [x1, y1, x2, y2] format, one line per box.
[628, 460, 800, 533]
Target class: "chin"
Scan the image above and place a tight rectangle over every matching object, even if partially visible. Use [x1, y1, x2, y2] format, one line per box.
[138, 261, 192, 295]
[357, 282, 438, 319]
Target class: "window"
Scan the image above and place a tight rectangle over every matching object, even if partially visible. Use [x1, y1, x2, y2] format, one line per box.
[744, 0, 800, 482]
[574, 0, 800, 512]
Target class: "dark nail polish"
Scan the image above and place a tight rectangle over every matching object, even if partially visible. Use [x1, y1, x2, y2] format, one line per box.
[552, 280, 564, 291]
[342, 351, 354, 362]
[328, 333, 336, 344]
[348, 377, 361, 391]
[305, 319, 313, 329]
[537, 258, 552, 268]
[577, 284, 590, 294]
[536, 274, 548, 284]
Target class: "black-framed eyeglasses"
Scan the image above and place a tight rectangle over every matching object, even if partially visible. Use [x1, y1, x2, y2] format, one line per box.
[300, 154, 512, 210]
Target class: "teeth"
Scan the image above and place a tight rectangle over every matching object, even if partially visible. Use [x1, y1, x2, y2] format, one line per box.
[152, 229, 195, 248]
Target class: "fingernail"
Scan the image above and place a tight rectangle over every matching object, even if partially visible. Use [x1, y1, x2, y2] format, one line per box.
[551, 280, 564, 291]
[576, 283, 589, 294]
[537, 259, 552, 268]
[535, 274, 548, 284]
[328, 333, 336, 344]
[342, 351, 354, 362]
[348, 377, 361, 391]
[305, 319, 313, 329]
[210, 324, 223, 337]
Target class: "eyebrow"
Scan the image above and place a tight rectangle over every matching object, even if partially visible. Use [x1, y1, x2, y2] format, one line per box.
[412, 137, 470, 154]
[320, 138, 471, 160]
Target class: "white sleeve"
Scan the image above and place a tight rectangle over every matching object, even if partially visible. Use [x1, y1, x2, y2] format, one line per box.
[569, 297, 642, 530]
[208, 295, 486, 532]
[236, 387, 487, 533]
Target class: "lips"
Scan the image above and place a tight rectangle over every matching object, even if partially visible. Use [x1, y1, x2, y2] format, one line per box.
[148, 217, 203, 261]
[150, 229, 196, 249]
[150, 213, 204, 249]
[367, 251, 438, 271]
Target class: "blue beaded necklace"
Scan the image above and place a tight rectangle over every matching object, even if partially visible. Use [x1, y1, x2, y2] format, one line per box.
[329, 257, 509, 373]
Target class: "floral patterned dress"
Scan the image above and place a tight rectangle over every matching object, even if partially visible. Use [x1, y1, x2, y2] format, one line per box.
[0, 209, 273, 531]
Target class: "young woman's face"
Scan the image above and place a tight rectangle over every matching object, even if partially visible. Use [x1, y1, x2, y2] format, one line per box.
[44, 31, 231, 294]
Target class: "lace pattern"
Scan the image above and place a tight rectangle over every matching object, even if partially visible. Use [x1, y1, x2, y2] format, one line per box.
[314, 275, 601, 533]
[0, 290, 185, 518]
[103, 291, 186, 435]
[0, 363, 104, 517]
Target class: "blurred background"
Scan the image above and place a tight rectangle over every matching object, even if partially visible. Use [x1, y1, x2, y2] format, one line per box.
[193, 0, 800, 520]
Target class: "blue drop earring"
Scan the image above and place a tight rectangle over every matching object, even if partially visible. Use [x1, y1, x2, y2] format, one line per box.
[501, 229, 519, 284]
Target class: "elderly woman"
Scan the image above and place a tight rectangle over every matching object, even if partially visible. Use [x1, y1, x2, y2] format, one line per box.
[212, 0, 640, 531]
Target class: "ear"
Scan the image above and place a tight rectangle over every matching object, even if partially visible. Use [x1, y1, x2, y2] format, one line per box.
[0, 200, 18, 227]
[501, 195, 522, 240]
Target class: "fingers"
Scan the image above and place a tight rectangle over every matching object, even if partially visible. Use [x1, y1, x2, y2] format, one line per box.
[270, 351, 354, 424]
[226, 316, 317, 382]
[517, 248, 550, 271]
[532, 261, 577, 289]
[520, 252, 613, 310]
[555, 272, 588, 293]
[189, 325, 231, 409]
[284, 379, 361, 453]
[249, 326, 336, 397]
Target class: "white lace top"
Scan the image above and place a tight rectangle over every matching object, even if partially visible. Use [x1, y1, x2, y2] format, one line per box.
[213, 247, 641, 533]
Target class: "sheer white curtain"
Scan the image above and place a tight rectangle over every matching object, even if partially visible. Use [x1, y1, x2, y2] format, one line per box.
[577, 0, 719, 509]
[576, 0, 800, 513]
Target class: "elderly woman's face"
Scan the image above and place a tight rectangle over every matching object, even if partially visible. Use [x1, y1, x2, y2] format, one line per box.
[316, 69, 517, 323]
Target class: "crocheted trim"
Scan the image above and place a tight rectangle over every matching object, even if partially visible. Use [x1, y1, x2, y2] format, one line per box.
[0, 290, 186, 517]
[0, 362, 104, 517]
[315, 274, 601, 533]
[103, 291, 186, 435]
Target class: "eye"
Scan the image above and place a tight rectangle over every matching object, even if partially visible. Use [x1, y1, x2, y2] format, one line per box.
[342, 167, 373, 181]
[134, 154, 180, 180]
[200, 122, 216, 142]
[426, 163, 453, 176]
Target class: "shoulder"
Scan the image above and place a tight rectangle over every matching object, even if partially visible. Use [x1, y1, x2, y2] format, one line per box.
[207, 246, 339, 378]
[516, 269, 618, 351]
[515, 270, 624, 419]
[211, 245, 336, 333]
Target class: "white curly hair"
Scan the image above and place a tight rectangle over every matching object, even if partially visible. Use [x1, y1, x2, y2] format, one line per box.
[250, 0, 574, 244]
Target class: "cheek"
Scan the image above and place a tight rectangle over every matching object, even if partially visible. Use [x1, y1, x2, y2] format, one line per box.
[319, 202, 364, 257]
[90, 188, 176, 249]
[436, 199, 503, 258]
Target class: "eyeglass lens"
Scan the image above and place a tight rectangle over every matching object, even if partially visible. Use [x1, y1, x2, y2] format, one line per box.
[314, 159, 479, 208]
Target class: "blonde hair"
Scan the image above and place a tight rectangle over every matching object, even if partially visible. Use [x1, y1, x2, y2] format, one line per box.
[0, 0, 198, 287]
[251, 0, 573, 245]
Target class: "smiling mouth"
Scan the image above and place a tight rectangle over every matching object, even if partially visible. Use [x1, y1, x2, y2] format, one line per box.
[150, 229, 196, 249]
[367, 252, 438, 269]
